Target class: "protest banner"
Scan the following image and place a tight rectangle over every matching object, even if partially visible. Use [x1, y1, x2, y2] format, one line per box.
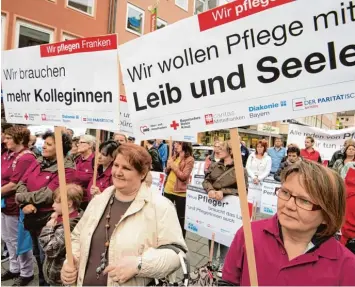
[260, 178, 281, 216]
[287, 124, 355, 160]
[119, 0, 354, 139]
[151, 171, 166, 195]
[2, 34, 119, 268]
[118, 1, 354, 284]
[185, 185, 242, 246]
[118, 95, 133, 136]
[2, 35, 120, 130]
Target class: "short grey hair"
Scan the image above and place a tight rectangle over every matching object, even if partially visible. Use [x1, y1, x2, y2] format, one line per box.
[80, 134, 96, 150]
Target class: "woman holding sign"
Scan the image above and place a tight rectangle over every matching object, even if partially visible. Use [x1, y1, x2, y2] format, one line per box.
[332, 142, 355, 178]
[223, 161, 355, 286]
[88, 140, 119, 199]
[15, 131, 75, 286]
[202, 141, 248, 277]
[164, 142, 194, 238]
[61, 144, 187, 286]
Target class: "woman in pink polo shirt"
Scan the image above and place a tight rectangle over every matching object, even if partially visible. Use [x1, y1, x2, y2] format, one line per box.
[88, 140, 119, 199]
[1, 126, 36, 286]
[223, 160, 355, 286]
[15, 131, 75, 286]
[74, 134, 95, 209]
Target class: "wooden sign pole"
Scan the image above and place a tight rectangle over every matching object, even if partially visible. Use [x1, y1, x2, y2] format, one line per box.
[168, 136, 173, 159]
[54, 127, 74, 267]
[92, 129, 101, 187]
[229, 128, 258, 286]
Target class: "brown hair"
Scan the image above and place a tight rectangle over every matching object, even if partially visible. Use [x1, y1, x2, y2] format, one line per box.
[306, 136, 315, 143]
[343, 143, 355, 161]
[281, 160, 346, 237]
[4, 126, 31, 147]
[220, 140, 232, 156]
[255, 140, 268, 155]
[53, 184, 83, 209]
[114, 143, 151, 179]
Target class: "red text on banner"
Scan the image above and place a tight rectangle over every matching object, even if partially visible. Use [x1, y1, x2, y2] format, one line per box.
[40, 34, 117, 57]
[198, 0, 294, 32]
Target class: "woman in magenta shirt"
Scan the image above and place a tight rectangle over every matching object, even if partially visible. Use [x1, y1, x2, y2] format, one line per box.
[223, 161, 355, 286]
[1, 126, 36, 285]
[74, 134, 95, 209]
[15, 131, 75, 286]
[87, 140, 118, 199]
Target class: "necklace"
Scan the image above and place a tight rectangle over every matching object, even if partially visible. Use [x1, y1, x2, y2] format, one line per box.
[96, 192, 116, 279]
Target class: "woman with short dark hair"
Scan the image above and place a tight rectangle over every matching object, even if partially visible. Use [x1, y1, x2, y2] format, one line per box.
[15, 131, 75, 286]
[164, 141, 194, 238]
[61, 144, 187, 286]
[223, 161, 355, 286]
[88, 140, 119, 199]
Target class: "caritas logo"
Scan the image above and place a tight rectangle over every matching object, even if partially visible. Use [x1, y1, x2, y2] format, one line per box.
[205, 114, 214, 125]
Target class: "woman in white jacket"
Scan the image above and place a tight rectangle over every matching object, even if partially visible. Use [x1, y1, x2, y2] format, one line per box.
[246, 141, 272, 184]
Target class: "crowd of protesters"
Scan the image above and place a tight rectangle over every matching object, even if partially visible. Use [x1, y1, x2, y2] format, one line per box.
[1, 123, 355, 286]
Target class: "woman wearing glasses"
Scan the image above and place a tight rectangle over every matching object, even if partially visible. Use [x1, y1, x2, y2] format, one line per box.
[222, 160, 355, 286]
[74, 135, 95, 209]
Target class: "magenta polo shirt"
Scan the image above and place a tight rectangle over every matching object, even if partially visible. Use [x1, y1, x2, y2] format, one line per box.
[20, 160, 76, 212]
[1, 150, 36, 216]
[87, 163, 113, 201]
[223, 215, 355, 286]
[74, 153, 94, 202]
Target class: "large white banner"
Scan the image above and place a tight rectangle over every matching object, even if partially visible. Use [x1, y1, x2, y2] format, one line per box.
[185, 185, 243, 246]
[287, 124, 355, 160]
[119, 0, 355, 139]
[2, 35, 120, 129]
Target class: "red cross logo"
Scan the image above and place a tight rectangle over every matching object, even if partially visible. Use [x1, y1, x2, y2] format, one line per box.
[170, 120, 179, 130]
[24, 113, 29, 120]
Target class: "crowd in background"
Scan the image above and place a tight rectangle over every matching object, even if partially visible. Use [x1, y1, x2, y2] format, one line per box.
[1, 123, 355, 286]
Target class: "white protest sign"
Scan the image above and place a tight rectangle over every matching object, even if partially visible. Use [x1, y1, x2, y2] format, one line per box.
[287, 124, 355, 160]
[119, 0, 355, 139]
[2, 35, 119, 129]
[151, 171, 166, 195]
[190, 161, 205, 187]
[118, 95, 133, 135]
[185, 185, 242, 246]
[260, 178, 281, 216]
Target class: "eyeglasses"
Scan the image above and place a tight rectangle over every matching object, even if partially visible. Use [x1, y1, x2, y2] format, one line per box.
[275, 188, 321, 211]
[78, 141, 88, 145]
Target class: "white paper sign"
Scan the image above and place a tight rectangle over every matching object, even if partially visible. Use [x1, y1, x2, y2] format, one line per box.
[119, 0, 355, 139]
[2, 35, 119, 129]
[151, 171, 166, 195]
[185, 185, 242, 246]
[118, 95, 133, 135]
[287, 124, 355, 160]
[260, 179, 281, 216]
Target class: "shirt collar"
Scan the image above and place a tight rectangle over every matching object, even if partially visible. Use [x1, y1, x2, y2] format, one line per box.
[81, 153, 94, 162]
[263, 214, 338, 260]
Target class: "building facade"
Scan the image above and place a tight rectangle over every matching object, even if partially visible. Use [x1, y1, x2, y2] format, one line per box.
[337, 111, 355, 129]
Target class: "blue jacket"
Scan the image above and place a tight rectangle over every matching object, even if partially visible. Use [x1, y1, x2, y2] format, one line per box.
[267, 147, 286, 173]
[157, 143, 168, 169]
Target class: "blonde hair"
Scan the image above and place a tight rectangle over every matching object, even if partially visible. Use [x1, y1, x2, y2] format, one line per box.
[53, 184, 83, 209]
[220, 140, 232, 155]
[281, 160, 346, 237]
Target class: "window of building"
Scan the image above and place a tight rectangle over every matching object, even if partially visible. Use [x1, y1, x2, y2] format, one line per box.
[15, 20, 53, 48]
[67, 0, 94, 16]
[1, 14, 6, 50]
[157, 18, 167, 30]
[194, 0, 219, 14]
[175, 0, 189, 11]
[341, 117, 344, 120]
[62, 33, 78, 41]
[126, 3, 144, 36]
[345, 126, 349, 128]
[346, 118, 349, 121]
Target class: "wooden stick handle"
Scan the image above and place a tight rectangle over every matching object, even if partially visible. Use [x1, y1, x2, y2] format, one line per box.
[209, 233, 215, 263]
[169, 136, 173, 159]
[92, 130, 101, 187]
[230, 128, 258, 286]
[54, 127, 74, 267]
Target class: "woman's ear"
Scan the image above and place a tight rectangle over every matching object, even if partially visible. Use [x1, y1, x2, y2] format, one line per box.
[68, 200, 74, 209]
